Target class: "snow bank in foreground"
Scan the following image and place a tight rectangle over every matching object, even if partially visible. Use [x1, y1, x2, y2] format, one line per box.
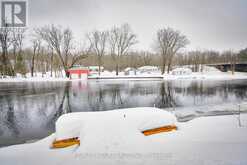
[55, 108, 176, 141]
[0, 107, 247, 165]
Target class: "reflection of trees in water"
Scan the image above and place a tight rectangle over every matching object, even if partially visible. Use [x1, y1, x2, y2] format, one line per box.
[111, 85, 123, 106]
[155, 82, 178, 108]
[47, 82, 72, 127]
[171, 80, 247, 105]
[123, 81, 178, 108]
[87, 84, 107, 111]
[0, 82, 67, 140]
[129, 83, 157, 96]
[224, 83, 247, 100]
[3, 95, 19, 137]
[87, 84, 126, 111]
[191, 81, 206, 105]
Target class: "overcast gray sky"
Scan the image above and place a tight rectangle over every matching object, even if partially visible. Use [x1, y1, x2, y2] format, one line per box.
[28, 0, 247, 51]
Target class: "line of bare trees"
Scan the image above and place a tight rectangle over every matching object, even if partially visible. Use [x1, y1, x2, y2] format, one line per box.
[1, 23, 246, 77]
[87, 23, 137, 75]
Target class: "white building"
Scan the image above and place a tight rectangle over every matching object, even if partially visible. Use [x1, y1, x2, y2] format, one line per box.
[171, 68, 192, 75]
[138, 66, 160, 74]
[124, 67, 137, 75]
[88, 66, 104, 76]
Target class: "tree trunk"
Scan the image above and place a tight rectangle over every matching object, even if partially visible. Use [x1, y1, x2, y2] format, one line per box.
[98, 65, 101, 76]
[31, 54, 35, 77]
[167, 63, 171, 74]
[161, 63, 166, 75]
[231, 63, 235, 75]
[50, 53, 53, 77]
[98, 57, 101, 76]
[116, 63, 119, 76]
[161, 55, 166, 75]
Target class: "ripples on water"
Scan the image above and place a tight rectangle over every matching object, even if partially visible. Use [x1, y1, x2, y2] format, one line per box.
[0, 79, 247, 146]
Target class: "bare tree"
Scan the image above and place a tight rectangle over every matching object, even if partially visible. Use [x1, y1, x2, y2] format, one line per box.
[223, 50, 238, 75]
[0, 27, 15, 76]
[48, 46, 54, 77]
[12, 29, 26, 75]
[12, 29, 25, 61]
[128, 52, 141, 69]
[109, 24, 138, 75]
[140, 51, 152, 66]
[188, 51, 201, 72]
[87, 30, 108, 75]
[155, 27, 189, 74]
[36, 25, 89, 77]
[30, 36, 41, 77]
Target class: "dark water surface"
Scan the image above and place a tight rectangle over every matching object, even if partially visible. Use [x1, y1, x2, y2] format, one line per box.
[1, 79, 247, 147]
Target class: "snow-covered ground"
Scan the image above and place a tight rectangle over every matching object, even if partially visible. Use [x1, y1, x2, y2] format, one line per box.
[0, 76, 70, 82]
[1, 68, 247, 82]
[88, 71, 247, 81]
[0, 72, 69, 82]
[0, 107, 246, 165]
[164, 71, 247, 80]
[164, 66, 247, 80]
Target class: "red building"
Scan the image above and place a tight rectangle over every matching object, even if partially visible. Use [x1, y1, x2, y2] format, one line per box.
[66, 66, 89, 79]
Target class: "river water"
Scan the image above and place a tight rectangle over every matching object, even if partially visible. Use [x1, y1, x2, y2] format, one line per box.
[1, 79, 247, 146]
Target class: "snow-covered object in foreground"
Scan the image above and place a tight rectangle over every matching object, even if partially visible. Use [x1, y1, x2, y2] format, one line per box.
[171, 67, 192, 75]
[55, 107, 176, 141]
[55, 108, 177, 153]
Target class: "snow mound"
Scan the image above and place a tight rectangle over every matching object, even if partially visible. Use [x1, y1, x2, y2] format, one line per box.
[202, 66, 221, 74]
[55, 107, 177, 141]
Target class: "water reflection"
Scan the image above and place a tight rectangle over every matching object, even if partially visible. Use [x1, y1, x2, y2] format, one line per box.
[0, 79, 247, 146]
[47, 82, 72, 128]
[155, 82, 177, 108]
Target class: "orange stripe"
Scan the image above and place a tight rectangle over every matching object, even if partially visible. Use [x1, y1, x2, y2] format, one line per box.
[52, 137, 80, 148]
[142, 125, 177, 136]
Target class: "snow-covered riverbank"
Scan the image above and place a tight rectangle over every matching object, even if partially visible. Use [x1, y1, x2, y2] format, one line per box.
[0, 76, 70, 82]
[163, 71, 247, 80]
[1, 71, 247, 82]
[0, 107, 246, 165]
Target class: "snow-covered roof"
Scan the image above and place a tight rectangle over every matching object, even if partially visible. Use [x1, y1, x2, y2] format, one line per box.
[138, 66, 159, 70]
[124, 67, 136, 72]
[88, 66, 104, 69]
[172, 67, 192, 72]
[69, 65, 88, 70]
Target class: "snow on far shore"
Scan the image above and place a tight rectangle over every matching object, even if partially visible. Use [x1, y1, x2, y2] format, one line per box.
[0, 72, 69, 82]
[1, 69, 247, 82]
[0, 76, 70, 82]
[163, 71, 247, 80]
[0, 107, 246, 165]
